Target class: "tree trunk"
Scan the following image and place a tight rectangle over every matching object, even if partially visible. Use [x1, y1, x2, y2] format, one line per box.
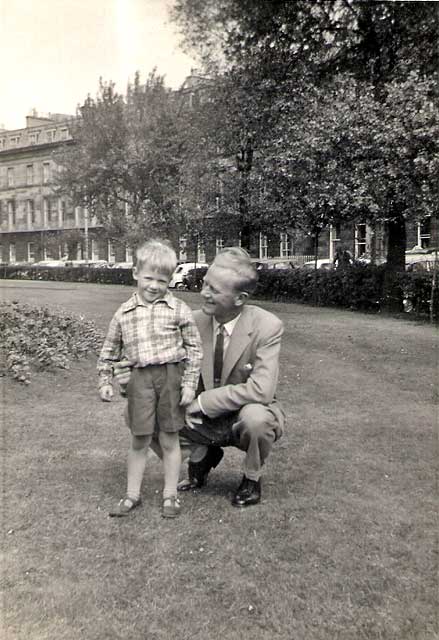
[382, 215, 406, 313]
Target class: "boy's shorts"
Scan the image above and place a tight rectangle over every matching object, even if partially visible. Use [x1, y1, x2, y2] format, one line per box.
[126, 363, 185, 436]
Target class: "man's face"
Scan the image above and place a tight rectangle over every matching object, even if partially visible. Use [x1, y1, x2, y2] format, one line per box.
[200, 264, 245, 322]
[133, 265, 171, 304]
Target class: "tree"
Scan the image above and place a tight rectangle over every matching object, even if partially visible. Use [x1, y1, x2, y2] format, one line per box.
[170, 0, 438, 290]
[55, 71, 187, 247]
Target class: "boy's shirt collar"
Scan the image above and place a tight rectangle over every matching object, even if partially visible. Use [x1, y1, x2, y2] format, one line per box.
[121, 290, 176, 313]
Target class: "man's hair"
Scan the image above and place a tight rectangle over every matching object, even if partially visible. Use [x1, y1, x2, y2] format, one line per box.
[213, 247, 258, 294]
[135, 239, 177, 277]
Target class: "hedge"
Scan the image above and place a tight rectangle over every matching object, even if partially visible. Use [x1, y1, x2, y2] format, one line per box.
[255, 264, 438, 319]
[0, 264, 134, 285]
[1, 263, 437, 320]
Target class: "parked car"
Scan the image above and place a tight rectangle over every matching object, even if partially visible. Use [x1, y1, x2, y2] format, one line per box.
[405, 247, 438, 272]
[182, 266, 209, 291]
[108, 261, 133, 269]
[252, 258, 294, 271]
[32, 259, 67, 267]
[169, 262, 209, 289]
[64, 259, 91, 268]
[301, 259, 334, 271]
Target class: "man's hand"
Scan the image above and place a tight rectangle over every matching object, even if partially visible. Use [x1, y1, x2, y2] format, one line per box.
[184, 398, 203, 429]
[99, 384, 114, 402]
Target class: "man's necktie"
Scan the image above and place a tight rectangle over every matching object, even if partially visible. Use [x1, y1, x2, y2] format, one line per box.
[213, 324, 225, 388]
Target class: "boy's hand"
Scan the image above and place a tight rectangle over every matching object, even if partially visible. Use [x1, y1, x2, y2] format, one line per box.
[180, 387, 195, 407]
[99, 384, 114, 402]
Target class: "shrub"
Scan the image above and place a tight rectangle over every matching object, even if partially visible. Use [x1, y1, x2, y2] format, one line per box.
[0, 265, 134, 286]
[255, 264, 437, 319]
[0, 301, 104, 383]
[183, 267, 208, 290]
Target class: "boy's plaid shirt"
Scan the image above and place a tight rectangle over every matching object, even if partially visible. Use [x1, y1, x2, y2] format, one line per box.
[97, 291, 202, 393]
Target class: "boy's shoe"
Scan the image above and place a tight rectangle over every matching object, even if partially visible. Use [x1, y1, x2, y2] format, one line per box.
[109, 496, 141, 517]
[162, 496, 181, 519]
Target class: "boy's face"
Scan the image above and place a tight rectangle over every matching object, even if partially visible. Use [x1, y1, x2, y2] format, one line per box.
[133, 265, 171, 304]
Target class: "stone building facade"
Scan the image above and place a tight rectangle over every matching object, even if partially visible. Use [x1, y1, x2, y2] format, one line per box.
[0, 113, 132, 265]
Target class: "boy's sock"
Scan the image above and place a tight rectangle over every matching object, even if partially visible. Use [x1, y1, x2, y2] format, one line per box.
[126, 447, 149, 501]
[163, 488, 178, 500]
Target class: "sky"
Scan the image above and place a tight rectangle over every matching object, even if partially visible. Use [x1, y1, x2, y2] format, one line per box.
[0, 0, 197, 131]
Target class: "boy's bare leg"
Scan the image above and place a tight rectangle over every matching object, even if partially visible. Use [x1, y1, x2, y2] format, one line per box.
[158, 431, 181, 499]
[126, 434, 151, 502]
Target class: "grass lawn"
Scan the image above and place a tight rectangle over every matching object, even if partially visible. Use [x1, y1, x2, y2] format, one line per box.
[1, 280, 438, 640]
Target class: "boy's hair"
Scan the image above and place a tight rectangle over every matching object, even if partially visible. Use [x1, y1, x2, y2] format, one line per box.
[213, 247, 258, 294]
[135, 239, 177, 277]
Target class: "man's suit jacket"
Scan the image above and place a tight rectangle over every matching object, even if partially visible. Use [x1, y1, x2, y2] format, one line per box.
[193, 305, 285, 437]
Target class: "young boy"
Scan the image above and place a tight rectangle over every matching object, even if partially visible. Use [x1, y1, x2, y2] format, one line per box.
[97, 239, 202, 518]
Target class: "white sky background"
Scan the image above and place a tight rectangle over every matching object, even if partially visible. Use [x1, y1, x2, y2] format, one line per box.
[0, 0, 197, 130]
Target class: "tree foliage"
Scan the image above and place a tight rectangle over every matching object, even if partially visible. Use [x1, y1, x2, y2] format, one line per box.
[56, 71, 186, 244]
[170, 0, 438, 276]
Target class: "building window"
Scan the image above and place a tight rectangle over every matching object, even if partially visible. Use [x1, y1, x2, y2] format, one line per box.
[179, 236, 187, 262]
[355, 223, 367, 257]
[8, 201, 16, 227]
[197, 240, 206, 263]
[27, 200, 35, 226]
[418, 217, 431, 249]
[66, 204, 75, 220]
[27, 242, 35, 263]
[26, 164, 34, 185]
[43, 197, 52, 225]
[29, 132, 40, 145]
[108, 240, 116, 264]
[0, 244, 2, 262]
[60, 200, 66, 225]
[280, 232, 291, 258]
[329, 224, 341, 261]
[9, 136, 20, 147]
[7, 167, 14, 187]
[259, 233, 268, 259]
[43, 162, 51, 184]
[91, 239, 99, 261]
[215, 238, 224, 254]
[125, 246, 133, 263]
[60, 128, 68, 140]
[9, 243, 16, 263]
[46, 130, 56, 143]
[61, 243, 68, 259]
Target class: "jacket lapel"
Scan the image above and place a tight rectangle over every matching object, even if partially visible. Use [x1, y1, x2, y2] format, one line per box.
[221, 308, 253, 384]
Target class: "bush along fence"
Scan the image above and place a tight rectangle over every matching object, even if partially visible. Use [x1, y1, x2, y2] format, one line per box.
[1, 262, 437, 321]
[0, 264, 134, 286]
[255, 264, 439, 321]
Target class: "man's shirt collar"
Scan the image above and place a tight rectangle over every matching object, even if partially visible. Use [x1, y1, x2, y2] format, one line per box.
[213, 314, 241, 337]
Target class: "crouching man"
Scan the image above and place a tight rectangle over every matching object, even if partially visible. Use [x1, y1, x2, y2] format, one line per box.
[178, 247, 285, 508]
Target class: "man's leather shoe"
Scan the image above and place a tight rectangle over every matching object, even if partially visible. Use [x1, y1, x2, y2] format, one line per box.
[178, 446, 224, 491]
[231, 476, 261, 507]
